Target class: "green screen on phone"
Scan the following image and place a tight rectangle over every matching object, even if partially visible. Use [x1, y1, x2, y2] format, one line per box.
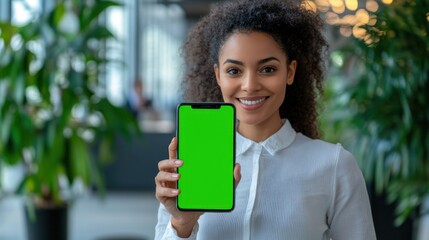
[177, 103, 235, 211]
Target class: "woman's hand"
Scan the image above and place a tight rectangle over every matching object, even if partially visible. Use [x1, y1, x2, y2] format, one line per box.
[155, 137, 202, 237]
[155, 137, 241, 237]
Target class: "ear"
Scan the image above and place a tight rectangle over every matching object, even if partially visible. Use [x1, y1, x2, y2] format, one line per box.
[287, 60, 297, 85]
[214, 64, 220, 85]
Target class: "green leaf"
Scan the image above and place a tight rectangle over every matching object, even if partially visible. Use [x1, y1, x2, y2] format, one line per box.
[18, 110, 35, 148]
[85, 25, 115, 41]
[46, 120, 57, 149]
[34, 134, 44, 164]
[94, 98, 140, 137]
[13, 74, 26, 106]
[0, 22, 18, 46]
[89, 154, 105, 198]
[51, 2, 66, 28]
[400, 94, 412, 130]
[98, 136, 113, 164]
[80, 0, 122, 32]
[70, 133, 91, 185]
[51, 125, 65, 165]
[19, 21, 39, 41]
[16, 174, 33, 195]
[0, 102, 13, 144]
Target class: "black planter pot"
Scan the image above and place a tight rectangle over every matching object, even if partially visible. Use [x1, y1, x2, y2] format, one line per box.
[367, 183, 416, 240]
[24, 204, 68, 240]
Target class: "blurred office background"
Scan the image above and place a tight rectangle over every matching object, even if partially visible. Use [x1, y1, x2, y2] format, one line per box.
[0, 0, 428, 239]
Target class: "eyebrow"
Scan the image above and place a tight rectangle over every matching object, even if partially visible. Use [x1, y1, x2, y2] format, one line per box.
[223, 57, 281, 65]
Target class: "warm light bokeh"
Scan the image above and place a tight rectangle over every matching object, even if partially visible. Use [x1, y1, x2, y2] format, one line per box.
[332, 4, 346, 14]
[352, 24, 366, 38]
[366, 0, 379, 12]
[328, 0, 344, 8]
[345, 0, 358, 11]
[325, 12, 340, 25]
[356, 9, 370, 24]
[340, 26, 353, 37]
[307, 0, 396, 40]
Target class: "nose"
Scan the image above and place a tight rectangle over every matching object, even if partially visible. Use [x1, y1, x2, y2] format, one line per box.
[241, 72, 261, 92]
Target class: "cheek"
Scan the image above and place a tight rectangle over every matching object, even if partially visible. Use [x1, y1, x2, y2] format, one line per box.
[271, 80, 287, 94]
[218, 79, 235, 94]
[216, 81, 232, 101]
[220, 89, 235, 101]
[273, 82, 287, 102]
[281, 85, 288, 97]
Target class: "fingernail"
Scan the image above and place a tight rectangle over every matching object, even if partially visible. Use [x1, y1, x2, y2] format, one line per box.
[172, 189, 179, 194]
[175, 160, 183, 166]
[172, 173, 179, 179]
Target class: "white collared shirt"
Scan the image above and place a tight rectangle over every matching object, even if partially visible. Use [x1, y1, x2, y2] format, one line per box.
[155, 120, 376, 240]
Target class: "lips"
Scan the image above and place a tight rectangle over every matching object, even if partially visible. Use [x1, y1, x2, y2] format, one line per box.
[238, 97, 268, 107]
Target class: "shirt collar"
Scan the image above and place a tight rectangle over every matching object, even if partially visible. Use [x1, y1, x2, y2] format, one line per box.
[236, 119, 297, 156]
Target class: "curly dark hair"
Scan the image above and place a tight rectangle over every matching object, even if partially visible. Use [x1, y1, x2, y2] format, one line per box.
[181, 0, 328, 138]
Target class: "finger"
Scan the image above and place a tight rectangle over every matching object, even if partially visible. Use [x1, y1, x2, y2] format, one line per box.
[168, 137, 177, 159]
[155, 172, 180, 185]
[158, 159, 183, 172]
[156, 186, 180, 200]
[234, 163, 241, 187]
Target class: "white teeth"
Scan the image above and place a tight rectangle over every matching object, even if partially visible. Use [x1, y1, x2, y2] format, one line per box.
[239, 98, 266, 106]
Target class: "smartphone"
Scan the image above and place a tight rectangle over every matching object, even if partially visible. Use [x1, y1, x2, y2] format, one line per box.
[176, 102, 235, 211]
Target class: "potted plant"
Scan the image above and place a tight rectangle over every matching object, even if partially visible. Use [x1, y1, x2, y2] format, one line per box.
[321, 0, 428, 238]
[0, 1, 140, 239]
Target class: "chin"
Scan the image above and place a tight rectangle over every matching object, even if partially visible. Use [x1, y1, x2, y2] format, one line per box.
[236, 115, 263, 126]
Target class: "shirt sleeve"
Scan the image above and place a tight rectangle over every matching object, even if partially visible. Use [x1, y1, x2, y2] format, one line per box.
[155, 204, 199, 240]
[328, 145, 377, 240]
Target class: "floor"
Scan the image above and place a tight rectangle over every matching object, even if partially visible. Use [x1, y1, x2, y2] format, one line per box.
[0, 192, 159, 240]
[1, 191, 429, 240]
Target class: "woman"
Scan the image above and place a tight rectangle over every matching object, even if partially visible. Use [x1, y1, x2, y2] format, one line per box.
[155, 0, 376, 239]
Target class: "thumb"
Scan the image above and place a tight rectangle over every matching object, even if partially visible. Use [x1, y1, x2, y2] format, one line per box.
[234, 163, 241, 187]
[169, 137, 177, 160]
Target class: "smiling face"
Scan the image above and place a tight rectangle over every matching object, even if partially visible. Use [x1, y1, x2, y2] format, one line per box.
[214, 31, 297, 141]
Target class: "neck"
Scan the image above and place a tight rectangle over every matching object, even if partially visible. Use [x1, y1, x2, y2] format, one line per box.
[238, 118, 283, 142]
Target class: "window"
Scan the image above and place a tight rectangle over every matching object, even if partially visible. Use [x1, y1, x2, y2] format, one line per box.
[4, 0, 188, 133]
[140, 3, 185, 112]
[0, 1, 11, 21]
[105, 1, 187, 133]
[106, 3, 127, 106]
[11, 0, 42, 25]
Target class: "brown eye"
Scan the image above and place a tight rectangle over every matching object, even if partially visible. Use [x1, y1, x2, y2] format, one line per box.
[261, 67, 276, 74]
[227, 68, 240, 75]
